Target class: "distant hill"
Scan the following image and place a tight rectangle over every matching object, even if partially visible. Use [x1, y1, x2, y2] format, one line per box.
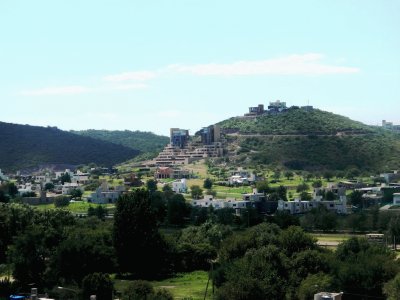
[0, 122, 140, 172]
[71, 129, 169, 153]
[218, 107, 400, 172]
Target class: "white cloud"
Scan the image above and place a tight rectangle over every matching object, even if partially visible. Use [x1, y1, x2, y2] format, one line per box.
[103, 70, 158, 82]
[19, 54, 359, 97]
[167, 54, 360, 76]
[19, 85, 90, 96]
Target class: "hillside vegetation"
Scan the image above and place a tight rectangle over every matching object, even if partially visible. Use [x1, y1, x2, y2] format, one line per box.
[0, 122, 140, 171]
[71, 129, 169, 154]
[220, 107, 373, 135]
[218, 108, 400, 172]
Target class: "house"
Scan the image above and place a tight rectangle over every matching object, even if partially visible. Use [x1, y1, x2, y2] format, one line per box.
[155, 167, 173, 179]
[0, 169, 8, 181]
[62, 182, 83, 195]
[314, 292, 343, 300]
[393, 193, 400, 205]
[278, 197, 347, 215]
[172, 179, 187, 193]
[192, 196, 255, 215]
[55, 169, 74, 180]
[72, 171, 90, 184]
[89, 181, 125, 204]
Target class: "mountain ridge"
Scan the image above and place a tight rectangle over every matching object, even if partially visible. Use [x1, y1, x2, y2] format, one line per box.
[0, 121, 140, 172]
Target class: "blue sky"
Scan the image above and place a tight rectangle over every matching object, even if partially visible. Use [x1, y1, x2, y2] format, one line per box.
[0, 0, 399, 136]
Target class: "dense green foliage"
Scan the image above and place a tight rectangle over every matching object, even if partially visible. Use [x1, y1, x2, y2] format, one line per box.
[220, 108, 373, 134]
[215, 224, 400, 300]
[71, 129, 169, 153]
[0, 122, 139, 171]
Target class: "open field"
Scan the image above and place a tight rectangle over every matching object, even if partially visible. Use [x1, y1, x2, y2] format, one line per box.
[34, 201, 115, 214]
[313, 233, 365, 249]
[115, 271, 213, 300]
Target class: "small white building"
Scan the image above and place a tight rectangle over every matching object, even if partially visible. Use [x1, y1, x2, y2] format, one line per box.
[191, 197, 255, 215]
[72, 171, 90, 184]
[55, 169, 74, 180]
[0, 169, 8, 181]
[172, 179, 187, 193]
[393, 193, 400, 205]
[89, 182, 125, 204]
[62, 182, 83, 195]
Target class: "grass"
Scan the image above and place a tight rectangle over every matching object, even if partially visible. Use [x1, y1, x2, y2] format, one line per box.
[114, 271, 213, 300]
[34, 201, 115, 214]
[312, 233, 363, 242]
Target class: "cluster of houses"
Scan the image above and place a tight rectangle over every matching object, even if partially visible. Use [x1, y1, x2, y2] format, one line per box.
[191, 184, 349, 216]
[242, 100, 314, 118]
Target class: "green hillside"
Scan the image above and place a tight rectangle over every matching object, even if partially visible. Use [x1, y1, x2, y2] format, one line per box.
[0, 122, 140, 171]
[71, 129, 169, 153]
[220, 107, 372, 135]
[218, 107, 400, 172]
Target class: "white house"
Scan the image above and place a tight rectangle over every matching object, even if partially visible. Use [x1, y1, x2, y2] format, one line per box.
[0, 169, 8, 181]
[72, 171, 90, 184]
[89, 182, 125, 204]
[191, 196, 255, 215]
[393, 193, 400, 205]
[62, 182, 83, 195]
[172, 179, 187, 193]
[278, 196, 347, 215]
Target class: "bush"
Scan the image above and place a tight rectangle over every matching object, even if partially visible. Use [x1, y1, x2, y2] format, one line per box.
[54, 196, 70, 207]
[82, 273, 114, 300]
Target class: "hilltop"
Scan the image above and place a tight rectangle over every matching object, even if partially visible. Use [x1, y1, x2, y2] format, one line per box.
[71, 129, 169, 153]
[0, 122, 140, 172]
[218, 107, 400, 172]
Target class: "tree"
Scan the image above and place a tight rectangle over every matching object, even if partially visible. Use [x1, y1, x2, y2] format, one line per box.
[384, 272, 400, 300]
[300, 191, 312, 201]
[297, 273, 333, 300]
[52, 220, 116, 283]
[276, 185, 287, 201]
[113, 189, 167, 277]
[44, 182, 55, 191]
[256, 180, 270, 194]
[273, 170, 281, 181]
[203, 178, 213, 189]
[87, 205, 108, 220]
[54, 195, 70, 207]
[284, 171, 294, 180]
[323, 171, 334, 181]
[70, 188, 83, 199]
[122, 281, 173, 300]
[349, 190, 363, 208]
[190, 185, 203, 199]
[312, 180, 322, 188]
[82, 273, 114, 300]
[296, 183, 309, 193]
[0, 190, 9, 203]
[167, 194, 188, 226]
[60, 172, 71, 184]
[7, 183, 18, 198]
[146, 179, 157, 193]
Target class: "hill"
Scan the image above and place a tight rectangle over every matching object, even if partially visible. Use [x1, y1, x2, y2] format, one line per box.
[218, 107, 400, 172]
[0, 122, 140, 172]
[71, 129, 169, 153]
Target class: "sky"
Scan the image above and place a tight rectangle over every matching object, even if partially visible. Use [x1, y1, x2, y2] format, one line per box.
[0, 0, 399, 136]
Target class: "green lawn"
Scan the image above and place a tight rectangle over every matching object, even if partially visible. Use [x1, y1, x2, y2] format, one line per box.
[34, 201, 115, 214]
[312, 233, 363, 243]
[115, 271, 213, 300]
